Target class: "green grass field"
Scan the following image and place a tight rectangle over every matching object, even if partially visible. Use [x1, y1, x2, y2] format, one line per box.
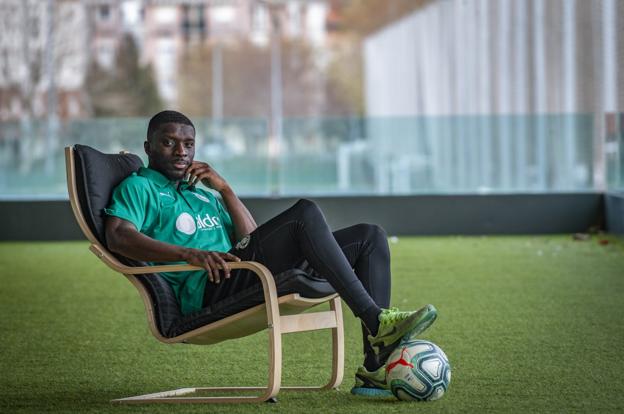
[1, 236, 623, 413]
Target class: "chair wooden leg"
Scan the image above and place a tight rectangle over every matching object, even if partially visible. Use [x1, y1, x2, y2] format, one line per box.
[112, 300, 345, 403]
[112, 387, 276, 404]
[112, 325, 282, 404]
[324, 296, 345, 390]
[281, 297, 345, 391]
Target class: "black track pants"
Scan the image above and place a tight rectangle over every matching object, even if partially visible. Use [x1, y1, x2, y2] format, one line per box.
[203, 199, 392, 339]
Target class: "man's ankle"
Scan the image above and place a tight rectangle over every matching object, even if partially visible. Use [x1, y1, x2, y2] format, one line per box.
[363, 354, 383, 372]
[361, 306, 381, 337]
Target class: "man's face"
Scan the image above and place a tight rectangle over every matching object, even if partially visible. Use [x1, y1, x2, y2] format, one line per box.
[145, 122, 195, 181]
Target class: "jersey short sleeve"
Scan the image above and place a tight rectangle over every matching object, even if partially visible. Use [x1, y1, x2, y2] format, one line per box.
[104, 176, 151, 231]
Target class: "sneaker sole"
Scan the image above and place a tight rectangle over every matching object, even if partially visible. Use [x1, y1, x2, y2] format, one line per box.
[350, 387, 393, 397]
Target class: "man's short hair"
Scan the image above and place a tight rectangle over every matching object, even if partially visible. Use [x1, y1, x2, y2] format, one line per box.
[147, 110, 195, 141]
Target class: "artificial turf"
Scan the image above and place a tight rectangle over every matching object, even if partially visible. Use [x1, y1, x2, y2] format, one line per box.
[1, 236, 623, 413]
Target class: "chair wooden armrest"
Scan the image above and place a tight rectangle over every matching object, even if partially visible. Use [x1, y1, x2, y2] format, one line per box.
[89, 243, 267, 275]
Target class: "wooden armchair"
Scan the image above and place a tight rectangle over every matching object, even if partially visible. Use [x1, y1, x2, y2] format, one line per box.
[65, 144, 344, 403]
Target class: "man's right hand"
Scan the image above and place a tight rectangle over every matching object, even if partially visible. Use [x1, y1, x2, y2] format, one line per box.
[106, 217, 241, 284]
[181, 248, 241, 284]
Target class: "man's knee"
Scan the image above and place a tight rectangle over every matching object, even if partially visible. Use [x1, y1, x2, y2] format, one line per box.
[357, 223, 388, 246]
[354, 223, 388, 248]
[294, 198, 322, 218]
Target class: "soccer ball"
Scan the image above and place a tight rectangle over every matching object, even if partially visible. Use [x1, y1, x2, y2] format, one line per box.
[385, 339, 451, 401]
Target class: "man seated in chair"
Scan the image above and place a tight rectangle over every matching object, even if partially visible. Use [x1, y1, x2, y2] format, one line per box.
[104, 110, 438, 397]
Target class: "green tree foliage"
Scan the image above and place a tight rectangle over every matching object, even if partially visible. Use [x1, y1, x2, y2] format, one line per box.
[86, 34, 162, 117]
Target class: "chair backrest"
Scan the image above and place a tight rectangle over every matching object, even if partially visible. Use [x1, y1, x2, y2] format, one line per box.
[72, 144, 143, 245]
[67, 145, 185, 338]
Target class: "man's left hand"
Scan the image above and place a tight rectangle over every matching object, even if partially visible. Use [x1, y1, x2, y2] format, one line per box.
[186, 161, 229, 192]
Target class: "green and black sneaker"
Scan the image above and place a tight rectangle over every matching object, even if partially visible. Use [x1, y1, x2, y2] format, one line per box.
[350, 365, 393, 397]
[368, 304, 438, 357]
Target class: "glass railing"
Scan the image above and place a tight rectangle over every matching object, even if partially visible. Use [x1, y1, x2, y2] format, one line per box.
[605, 113, 624, 192]
[0, 114, 620, 198]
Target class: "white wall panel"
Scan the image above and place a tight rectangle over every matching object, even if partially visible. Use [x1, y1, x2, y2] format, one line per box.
[363, 0, 622, 192]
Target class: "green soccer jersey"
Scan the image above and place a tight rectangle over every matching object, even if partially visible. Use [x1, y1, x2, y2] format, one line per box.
[105, 166, 235, 315]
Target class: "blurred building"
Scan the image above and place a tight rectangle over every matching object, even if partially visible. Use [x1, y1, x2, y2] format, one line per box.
[0, 0, 330, 120]
[89, 0, 125, 71]
[84, 0, 329, 107]
[0, 0, 90, 121]
[140, 0, 329, 106]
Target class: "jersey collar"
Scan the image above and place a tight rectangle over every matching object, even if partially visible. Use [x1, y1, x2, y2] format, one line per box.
[138, 167, 197, 192]
[138, 167, 177, 188]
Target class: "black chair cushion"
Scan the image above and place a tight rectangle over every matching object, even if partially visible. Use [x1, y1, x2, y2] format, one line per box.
[73, 144, 143, 245]
[129, 262, 335, 339]
[171, 267, 335, 338]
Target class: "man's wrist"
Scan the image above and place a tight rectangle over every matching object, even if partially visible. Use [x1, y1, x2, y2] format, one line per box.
[219, 185, 234, 196]
[178, 246, 193, 262]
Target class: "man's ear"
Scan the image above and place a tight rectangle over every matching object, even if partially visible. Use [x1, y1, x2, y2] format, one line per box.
[144, 140, 151, 156]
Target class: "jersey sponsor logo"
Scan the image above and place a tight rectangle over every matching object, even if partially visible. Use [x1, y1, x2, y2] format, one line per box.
[192, 192, 211, 203]
[196, 213, 221, 230]
[175, 212, 197, 235]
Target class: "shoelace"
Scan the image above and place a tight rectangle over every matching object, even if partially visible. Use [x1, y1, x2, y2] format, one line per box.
[381, 307, 413, 325]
